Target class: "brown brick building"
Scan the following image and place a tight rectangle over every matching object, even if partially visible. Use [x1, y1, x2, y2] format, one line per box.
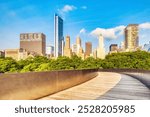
[20, 33, 46, 56]
[109, 44, 118, 51]
[85, 42, 92, 57]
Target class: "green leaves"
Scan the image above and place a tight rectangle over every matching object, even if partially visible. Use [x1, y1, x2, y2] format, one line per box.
[0, 51, 150, 73]
[0, 57, 19, 73]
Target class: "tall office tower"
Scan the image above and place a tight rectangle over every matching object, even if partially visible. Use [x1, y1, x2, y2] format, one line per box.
[64, 36, 72, 57]
[97, 34, 105, 59]
[125, 24, 139, 51]
[76, 36, 81, 54]
[54, 14, 64, 57]
[85, 42, 92, 57]
[20, 33, 46, 56]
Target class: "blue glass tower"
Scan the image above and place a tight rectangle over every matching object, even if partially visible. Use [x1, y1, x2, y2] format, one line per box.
[54, 14, 64, 57]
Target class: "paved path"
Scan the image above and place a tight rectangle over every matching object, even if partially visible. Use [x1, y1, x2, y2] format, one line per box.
[99, 74, 150, 100]
[124, 73, 150, 88]
[39, 72, 150, 100]
[40, 72, 121, 100]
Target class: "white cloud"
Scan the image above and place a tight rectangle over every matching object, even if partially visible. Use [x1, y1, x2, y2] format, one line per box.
[89, 22, 150, 48]
[79, 28, 86, 34]
[81, 6, 87, 10]
[60, 5, 76, 13]
[90, 25, 125, 39]
[58, 5, 77, 19]
[139, 22, 150, 29]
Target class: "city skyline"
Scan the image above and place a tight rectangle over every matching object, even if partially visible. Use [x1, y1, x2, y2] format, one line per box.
[0, 0, 150, 53]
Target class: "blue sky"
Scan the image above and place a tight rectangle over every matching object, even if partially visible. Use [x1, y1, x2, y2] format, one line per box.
[0, 0, 150, 52]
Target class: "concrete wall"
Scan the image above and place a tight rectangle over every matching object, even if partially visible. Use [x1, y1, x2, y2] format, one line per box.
[0, 69, 98, 100]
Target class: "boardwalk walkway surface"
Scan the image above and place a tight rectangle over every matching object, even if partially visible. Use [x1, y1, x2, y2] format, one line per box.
[40, 72, 121, 100]
[39, 72, 150, 100]
[99, 74, 150, 100]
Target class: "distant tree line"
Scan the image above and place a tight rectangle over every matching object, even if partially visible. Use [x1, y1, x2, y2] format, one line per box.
[0, 51, 150, 73]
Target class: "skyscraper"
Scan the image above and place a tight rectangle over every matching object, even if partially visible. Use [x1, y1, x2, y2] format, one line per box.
[64, 36, 72, 57]
[125, 24, 139, 51]
[54, 14, 64, 57]
[20, 33, 46, 56]
[76, 36, 81, 54]
[97, 34, 105, 59]
[85, 42, 92, 57]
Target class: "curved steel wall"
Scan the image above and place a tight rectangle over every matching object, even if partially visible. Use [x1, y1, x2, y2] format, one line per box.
[0, 69, 98, 100]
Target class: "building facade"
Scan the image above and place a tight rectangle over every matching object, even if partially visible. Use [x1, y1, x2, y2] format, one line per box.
[97, 34, 105, 59]
[85, 42, 92, 57]
[125, 24, 139, 51]
[109, 44, 118, 54]
[72, 44, 77, 54]
[20, 33, 46, 56]
[5, 48, 28, 60]
[64, 36, 72, 57]
[46, 45, 54, 57]
[54, 14, 64, 57]
[76, 36, 82, 55]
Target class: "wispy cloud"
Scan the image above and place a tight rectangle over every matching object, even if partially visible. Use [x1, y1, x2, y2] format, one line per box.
[79, 28, 86, 34]
[61, 5, 77, 13]
[58, 5, 77, 17]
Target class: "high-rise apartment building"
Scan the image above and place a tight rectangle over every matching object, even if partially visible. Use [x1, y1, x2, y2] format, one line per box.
[125, 24, 139, 51]
[20, 33, 46, 55]
[64, 36, 72, 57]
[97, 34, 105, 59]
[76, 36, 81, 54]
[85, 42, 92, 57]
[54, 14, 64, 57]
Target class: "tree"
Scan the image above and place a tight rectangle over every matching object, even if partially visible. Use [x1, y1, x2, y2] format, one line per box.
[0, 57, 19, 73]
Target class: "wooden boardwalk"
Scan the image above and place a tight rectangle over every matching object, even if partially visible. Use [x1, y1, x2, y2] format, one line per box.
[39, 72, 150, 100]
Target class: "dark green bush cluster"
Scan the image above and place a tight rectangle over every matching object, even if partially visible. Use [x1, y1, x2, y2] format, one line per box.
[0, 51, 150, 73]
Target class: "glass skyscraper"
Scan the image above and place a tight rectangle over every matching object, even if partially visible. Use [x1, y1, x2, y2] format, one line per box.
[54, 14, 64, 57]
